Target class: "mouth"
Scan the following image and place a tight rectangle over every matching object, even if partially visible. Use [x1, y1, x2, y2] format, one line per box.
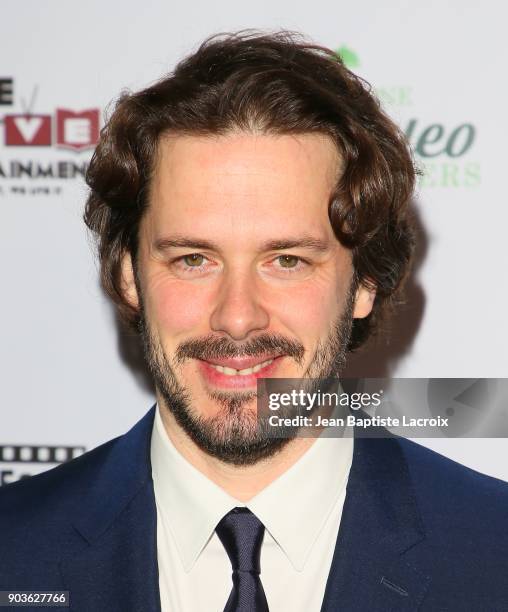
[197, 354, 284, 389]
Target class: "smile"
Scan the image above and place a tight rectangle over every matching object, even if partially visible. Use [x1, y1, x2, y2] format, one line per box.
[197, 355, 283, 389]
[209, 358, 274, 376]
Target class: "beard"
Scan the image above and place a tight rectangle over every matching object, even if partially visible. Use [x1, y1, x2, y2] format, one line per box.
[138, 285, 356, 466]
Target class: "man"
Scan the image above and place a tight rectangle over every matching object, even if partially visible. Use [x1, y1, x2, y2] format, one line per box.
[1, 31, 507, 612]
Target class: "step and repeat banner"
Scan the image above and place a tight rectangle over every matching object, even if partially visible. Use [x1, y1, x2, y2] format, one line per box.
[1, 0, 507, 485]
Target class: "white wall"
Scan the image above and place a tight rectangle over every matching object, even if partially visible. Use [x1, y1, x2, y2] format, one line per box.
[1, 0, 506, 486]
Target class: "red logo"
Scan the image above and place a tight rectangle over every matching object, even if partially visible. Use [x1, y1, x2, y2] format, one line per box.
[56, 109, 100, 151]
[4, 114, 52, 146]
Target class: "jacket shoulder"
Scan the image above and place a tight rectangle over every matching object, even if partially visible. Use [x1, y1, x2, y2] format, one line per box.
[0, 406, 156, 527]
[0, 437, 125, 586]
[397, 437, 508, 538]
[0, 437, 119, 548]
[0, 407, 156, 588]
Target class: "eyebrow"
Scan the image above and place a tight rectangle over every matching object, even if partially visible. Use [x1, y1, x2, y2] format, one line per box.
[153, 235, 331, 253]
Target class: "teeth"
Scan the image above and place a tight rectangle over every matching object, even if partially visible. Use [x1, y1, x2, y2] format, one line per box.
[210, 359, 274, 376]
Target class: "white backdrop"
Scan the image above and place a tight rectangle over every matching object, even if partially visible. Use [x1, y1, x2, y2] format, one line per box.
[1, 0, 507, 485]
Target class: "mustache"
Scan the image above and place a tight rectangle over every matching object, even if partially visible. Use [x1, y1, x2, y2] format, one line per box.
[174, 333, 305, 366]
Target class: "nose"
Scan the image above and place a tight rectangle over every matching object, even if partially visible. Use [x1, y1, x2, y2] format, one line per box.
[209, 269, 270, 341]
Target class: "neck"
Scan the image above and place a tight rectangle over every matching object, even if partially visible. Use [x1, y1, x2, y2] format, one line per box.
[157, 393, 317, 502]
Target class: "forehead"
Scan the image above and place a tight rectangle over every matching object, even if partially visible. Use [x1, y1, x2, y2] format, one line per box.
[145, 131, 341, 243]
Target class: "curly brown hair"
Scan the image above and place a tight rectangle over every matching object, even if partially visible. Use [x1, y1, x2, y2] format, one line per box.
[84, 30, 416, 350]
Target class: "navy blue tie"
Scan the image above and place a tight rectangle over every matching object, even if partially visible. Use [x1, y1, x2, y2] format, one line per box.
[215, 507, 270, 612]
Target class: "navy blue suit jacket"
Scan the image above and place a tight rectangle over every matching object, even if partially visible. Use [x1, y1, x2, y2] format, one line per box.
[1, 405, 508, 611]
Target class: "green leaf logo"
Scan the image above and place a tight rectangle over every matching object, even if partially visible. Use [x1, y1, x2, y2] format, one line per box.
[335, 45, 360, 69]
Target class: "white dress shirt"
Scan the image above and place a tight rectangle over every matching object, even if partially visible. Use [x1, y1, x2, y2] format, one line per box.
[151, 404, 353, 612]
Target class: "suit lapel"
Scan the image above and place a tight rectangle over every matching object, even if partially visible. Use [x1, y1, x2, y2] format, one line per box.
[321, 435, 431, 611]
[59, 406, 161, 612]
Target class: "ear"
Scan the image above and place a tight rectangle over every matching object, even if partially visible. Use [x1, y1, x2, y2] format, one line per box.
[353, 281, 376, 319]
[120, 250, 140, 311]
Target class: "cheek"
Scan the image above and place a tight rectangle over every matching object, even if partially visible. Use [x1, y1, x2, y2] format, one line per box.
[146, 276, 212, 336]
[272, 278, 344, 340]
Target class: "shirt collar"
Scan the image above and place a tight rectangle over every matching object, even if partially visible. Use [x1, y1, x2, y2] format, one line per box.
[248, 426, 353, 570]
[151, 404, 240, 571]
[151, 403, 353, 572]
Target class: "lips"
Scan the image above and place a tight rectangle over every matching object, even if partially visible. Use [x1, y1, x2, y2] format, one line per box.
[208, 357, 275, 376]
[197, 354, 284, 389]
[202, 354, 281, 371]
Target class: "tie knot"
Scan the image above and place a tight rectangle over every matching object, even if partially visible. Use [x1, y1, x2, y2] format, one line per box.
[216, 507, 265, 574]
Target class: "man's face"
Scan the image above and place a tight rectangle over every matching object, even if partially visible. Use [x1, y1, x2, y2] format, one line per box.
[122, 132, 373, 464]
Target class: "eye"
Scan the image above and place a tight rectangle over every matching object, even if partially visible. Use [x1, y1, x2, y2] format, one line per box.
[267, 254, 311, 278]
[169, 252, 216, 277]
[277, 255, 300, 268]
[183, 253, 205, 267]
